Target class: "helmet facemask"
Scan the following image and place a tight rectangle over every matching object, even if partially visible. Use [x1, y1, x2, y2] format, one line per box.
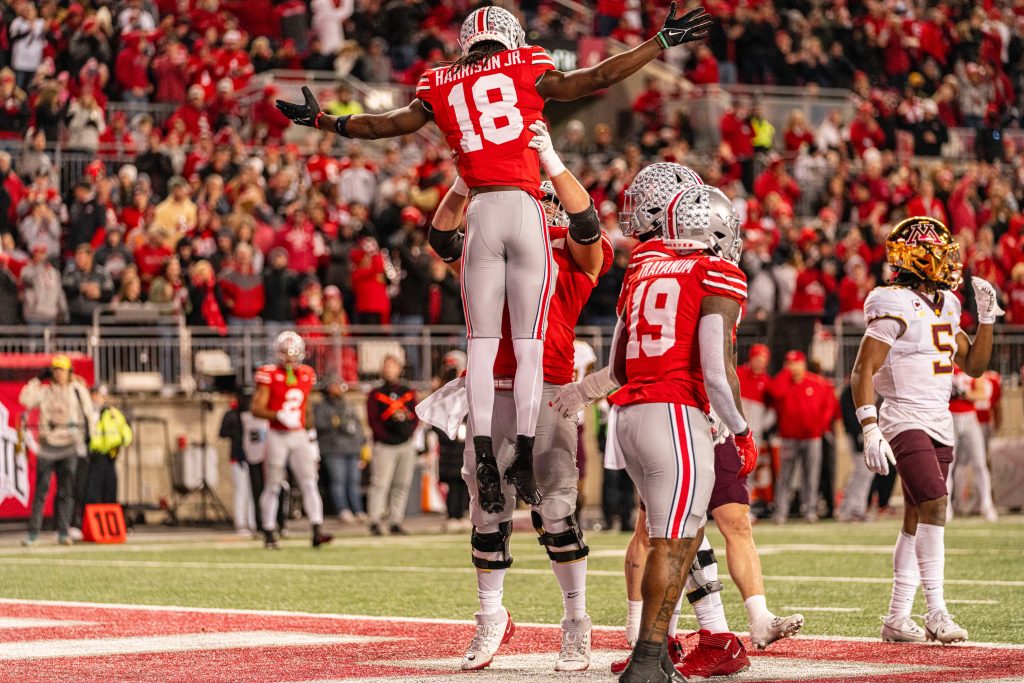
[540, 180, 569, 228]
[664, 185, 741, 262]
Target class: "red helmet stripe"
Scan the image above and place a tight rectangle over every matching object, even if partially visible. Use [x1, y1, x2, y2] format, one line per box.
[477, 8, 486, 32]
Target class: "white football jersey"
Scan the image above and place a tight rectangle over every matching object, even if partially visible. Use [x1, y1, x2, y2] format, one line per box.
[863, 286, 962, 445]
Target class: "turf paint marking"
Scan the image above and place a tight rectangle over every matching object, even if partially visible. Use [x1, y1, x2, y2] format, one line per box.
[0, 600, 1023, 682]
[0, 617, 95, 629]
[946, 599, 1000, 605]
[781, 607, 863, 613]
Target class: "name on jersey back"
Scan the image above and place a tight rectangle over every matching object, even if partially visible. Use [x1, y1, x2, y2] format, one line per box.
[634, 258, 698, 280]
[436, 50, 525, 86]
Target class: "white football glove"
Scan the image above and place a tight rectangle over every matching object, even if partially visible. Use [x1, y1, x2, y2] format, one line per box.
[971, 276, 1005, 324]
[862, 423, 896, 475]
[528, 121, 566, 177]
[275, 409, 302, 430]
[550, 366, 619, 421]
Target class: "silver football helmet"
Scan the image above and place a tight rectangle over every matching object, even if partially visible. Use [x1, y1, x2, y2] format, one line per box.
[540, 180, 569, 228]
[664, 185, 742, 262]
[459, 7, 525, 55]
[275, 331, 305, 365]
[619, 163, 703, 238]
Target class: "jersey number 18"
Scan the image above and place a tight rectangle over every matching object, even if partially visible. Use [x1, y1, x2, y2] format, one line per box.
[447, 73, 524, 152]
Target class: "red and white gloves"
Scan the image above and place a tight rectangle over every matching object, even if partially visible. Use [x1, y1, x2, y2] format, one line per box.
[734, 429, 758, 478]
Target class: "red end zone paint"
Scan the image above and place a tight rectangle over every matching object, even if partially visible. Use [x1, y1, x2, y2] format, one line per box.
[0, 600, 1020, 682]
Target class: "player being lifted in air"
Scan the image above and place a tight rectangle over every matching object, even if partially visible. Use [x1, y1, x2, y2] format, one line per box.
[275, 3, 711, 517]
[851, 216, 1000, 645]
[251, 331, 333, 549]
[417, 121, 611, 673]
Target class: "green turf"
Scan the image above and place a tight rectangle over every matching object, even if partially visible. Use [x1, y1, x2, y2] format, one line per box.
[0, 518, 1021, 644]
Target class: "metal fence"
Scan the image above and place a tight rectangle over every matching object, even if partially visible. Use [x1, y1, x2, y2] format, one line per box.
[1, 323, 1022, 393]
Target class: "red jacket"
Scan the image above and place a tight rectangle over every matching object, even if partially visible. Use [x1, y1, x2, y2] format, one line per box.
[115, 47, 151, 92]
[350, 249, 390, 320]
[134, 244, 173, 285]
[720, 111, 753, 158]
[737, 364, 770, 404]
[219, 267, 265, 319]
[768, 370, 837, 439]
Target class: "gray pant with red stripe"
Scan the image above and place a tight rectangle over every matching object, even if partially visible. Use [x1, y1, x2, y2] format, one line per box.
[613, 402, 715, 539]
[461, 190, 554, 340]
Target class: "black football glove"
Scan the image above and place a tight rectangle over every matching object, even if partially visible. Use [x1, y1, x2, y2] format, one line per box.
[275, 86, 323, 128]
[656, 2, 713, 49]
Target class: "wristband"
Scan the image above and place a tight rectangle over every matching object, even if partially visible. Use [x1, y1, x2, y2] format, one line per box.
[335, 115, 351, 138]
[855, 405, 878, 424]
[314, 111, 324, 129]
[655, 31, 670, 49]
[537, 146, 566, 178]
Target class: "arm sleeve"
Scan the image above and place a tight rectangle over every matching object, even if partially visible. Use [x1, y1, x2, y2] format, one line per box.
[415, 71, 434, 113]
[699, 314, 748, 435]
[530, 46, 556, 81]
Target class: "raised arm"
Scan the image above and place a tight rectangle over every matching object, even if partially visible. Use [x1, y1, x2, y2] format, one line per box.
[276, 86, 431, 140]
[536, 3, 711, 102]
[954, 277, 1002, 378]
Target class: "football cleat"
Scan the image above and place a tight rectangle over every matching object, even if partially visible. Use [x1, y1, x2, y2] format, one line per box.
[611, 634, 687, 675]
[504, 435, 542, 506]
[881, 615, 927, 643]
[924, 612, 968, 644]
[677, 630, 750, 679]
[555, 615, 592, 672]
[618, 640, 686, 683]
[312, 532, 333, 548]
[750, 612, 804, 650]
[461, 609, 515, 670]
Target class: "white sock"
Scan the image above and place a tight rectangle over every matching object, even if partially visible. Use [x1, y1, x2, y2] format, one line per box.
[467, 338, 500, 437]
[668, 593, 685, 637]
[687, 538, 729, 634]
[888, 531, 920, 619]
[626, 599, 643, 646]
[552, 559, 587, 620]
[511, 338, 544, 437]
[477, 568, 507, 615]
[744, 594, 770, 628]
[915, 524, 947, 616]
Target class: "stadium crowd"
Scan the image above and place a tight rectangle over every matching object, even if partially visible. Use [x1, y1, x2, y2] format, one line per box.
[0, 0, 1023, 335]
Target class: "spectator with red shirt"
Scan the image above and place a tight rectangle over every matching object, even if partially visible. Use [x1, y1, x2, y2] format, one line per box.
[906, 178, 948, 226]
[252, 86, 293, 143]
[1003, 263, 1024, 325]
[753, 155, 801, 207]
[847, 103, 886, 157]
[168, 85, 211, 143]
[219, 242, 265, 326]
[595, 0, 625, 36]
[350, 236, 390, 325]
[686, 45, 719, 85]
[720, 98, 754, 190]
[114, 34, 152, 103]
[836, 257, 873, 324]
[274, 205, 318, 274]
[782, 109, 814, 152]
[133, 226, 174, 291]
[214, 30, 255, 92]
[736, 344, 773, 447]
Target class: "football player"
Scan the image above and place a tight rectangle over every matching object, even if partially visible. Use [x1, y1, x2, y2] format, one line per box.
[417, 124, 611, 673]
[251, 331, 333, 549]
[948, 367, 997, 521]
[851, 216, 1000, 645]
[276, 3, 711, 519]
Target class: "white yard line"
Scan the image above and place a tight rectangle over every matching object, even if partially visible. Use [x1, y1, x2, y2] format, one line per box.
[781, 606, 862, 613]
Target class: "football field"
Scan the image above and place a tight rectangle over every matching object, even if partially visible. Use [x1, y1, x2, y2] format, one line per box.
[0, 516, 1021, 681]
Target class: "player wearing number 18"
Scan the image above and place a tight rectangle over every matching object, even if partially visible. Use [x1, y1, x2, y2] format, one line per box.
[251, 331, 332, 549]
[275, 3, 712, 519]
[851, 216, 1001, 646]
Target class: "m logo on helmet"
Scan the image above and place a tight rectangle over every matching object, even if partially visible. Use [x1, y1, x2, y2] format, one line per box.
[905, 221, 942, 245]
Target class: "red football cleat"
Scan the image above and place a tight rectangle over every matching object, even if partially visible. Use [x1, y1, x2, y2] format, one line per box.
[610, 633, 692, 674]
[677, 630, 750, 679]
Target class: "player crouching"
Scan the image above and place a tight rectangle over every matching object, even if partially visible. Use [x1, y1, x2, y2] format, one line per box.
[251, 332, 333, 549]
[851, 216, 1000, 645]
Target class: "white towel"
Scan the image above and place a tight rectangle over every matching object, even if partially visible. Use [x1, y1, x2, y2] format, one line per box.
[414, 376, 469, 440]
[603, 404, 626, 470]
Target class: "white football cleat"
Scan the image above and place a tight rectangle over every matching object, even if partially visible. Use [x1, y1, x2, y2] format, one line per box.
[925, 612, 968, 644]
[750, 613, 803, 650]
[461, 609, 515, 670]
[554, 615, 592, 672]
[881, 615, 927, 643]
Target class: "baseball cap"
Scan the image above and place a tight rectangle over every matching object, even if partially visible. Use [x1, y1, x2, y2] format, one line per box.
[749, 344, 770, 360]
[785, 350, 806, 363]
[50, 355, 72, 370]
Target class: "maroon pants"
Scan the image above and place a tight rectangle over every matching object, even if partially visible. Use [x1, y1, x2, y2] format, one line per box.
[890, 429, 954, 506]
[709, 437, 750, 511]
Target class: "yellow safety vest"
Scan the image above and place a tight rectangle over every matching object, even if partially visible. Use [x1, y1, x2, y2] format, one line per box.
[89, 407, 133, 458]
[751, 116, 776, 149]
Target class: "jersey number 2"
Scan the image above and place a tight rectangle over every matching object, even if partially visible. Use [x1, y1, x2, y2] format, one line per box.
[626, 279, 681, 359]
[930, 323, 955, 374]
[447, 73, 524, 152]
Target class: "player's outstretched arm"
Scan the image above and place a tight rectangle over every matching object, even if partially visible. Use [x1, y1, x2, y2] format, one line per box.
[956, 276, 1002, 377]
[276, 86, 431, 139]
[536, 2, 711, 102]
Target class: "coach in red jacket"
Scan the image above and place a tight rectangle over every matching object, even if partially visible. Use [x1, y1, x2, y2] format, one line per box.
[737, 343, 773, 446]
[768, 350, 838, 524]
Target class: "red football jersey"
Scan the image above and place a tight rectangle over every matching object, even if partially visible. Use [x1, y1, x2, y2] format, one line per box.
[494, 227, 614, 385]
[416, 46, 555, 198]
[975, 370, 1001, 424]
[609, 244, 748, 411]
[255, 363, 317, 431]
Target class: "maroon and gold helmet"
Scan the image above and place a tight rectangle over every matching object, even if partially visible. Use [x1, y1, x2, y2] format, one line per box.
[886, 216, 962, 290]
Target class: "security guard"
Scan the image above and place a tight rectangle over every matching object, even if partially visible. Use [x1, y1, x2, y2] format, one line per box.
[86, 385, 133, 505]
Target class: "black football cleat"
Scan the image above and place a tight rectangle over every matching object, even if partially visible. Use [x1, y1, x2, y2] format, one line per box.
[474, 436, 505, 514]
[312, 524, 333, 548]
[263, 530, 279, 550]
[505, 435, 542, 506]
[619, 640, 687, 683]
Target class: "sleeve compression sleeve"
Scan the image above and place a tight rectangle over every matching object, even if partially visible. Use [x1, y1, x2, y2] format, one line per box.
[698, 314, 748, 435]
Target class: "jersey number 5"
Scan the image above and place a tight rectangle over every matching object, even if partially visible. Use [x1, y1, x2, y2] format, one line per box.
[930, 323, 955, 374]
[626, 279, 681, 359]
[447, 73, 524, 152]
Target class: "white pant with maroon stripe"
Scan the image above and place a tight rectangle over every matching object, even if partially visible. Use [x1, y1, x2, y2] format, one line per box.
[613, 402, 715, 539]
[461, 190, 554, 340]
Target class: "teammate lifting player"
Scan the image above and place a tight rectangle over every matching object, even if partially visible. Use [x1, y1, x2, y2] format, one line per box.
[275, 3, 712, 518]
[251, 331, 332, 549]
[417, 122, 610, 673]
[851, 216, 1000, 644]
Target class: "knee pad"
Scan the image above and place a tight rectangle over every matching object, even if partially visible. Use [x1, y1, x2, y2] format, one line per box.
[686, 545, 723, 604]
[532, 511, 589, 563]
[471, 521, 513, 570]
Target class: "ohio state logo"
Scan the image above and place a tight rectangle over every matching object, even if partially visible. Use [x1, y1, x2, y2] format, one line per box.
[0, 401, 28, 507]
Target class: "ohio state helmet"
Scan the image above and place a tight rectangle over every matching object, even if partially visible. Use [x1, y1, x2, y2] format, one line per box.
[620, 163, 703, 238]
[540, 180, 569, 228]
[886, 216, 962, 290]
[664, 185, 742, 262]
[275, 331, 305, 365]
[459, 6, 525, 55]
